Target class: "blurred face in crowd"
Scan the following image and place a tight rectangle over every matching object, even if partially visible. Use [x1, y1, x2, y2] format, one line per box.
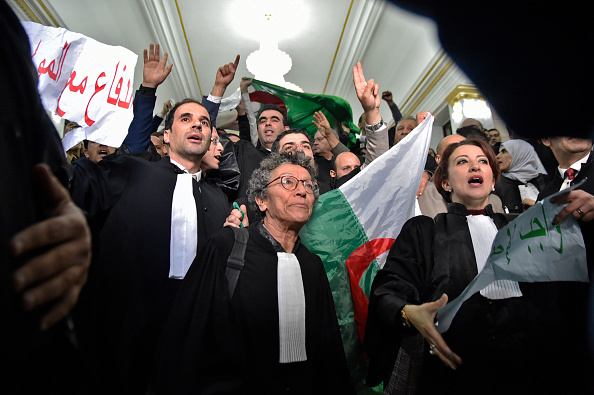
[488, 129, 501, 145]
[258, 109, 289, 150]
[331, 152, 361, 179]
[541, 137, 592, 168]
[164, 102, 212, 164]
[313, 131, 331, 156]
[201, 129, 224, 172]
[394, 119, 417, 145]
[496, 146, 512, 172]
[84, 141, 116, 163]
[151, 135, 168, 157]
[278, 133, 314, 165]
[442, 144, 495, 210]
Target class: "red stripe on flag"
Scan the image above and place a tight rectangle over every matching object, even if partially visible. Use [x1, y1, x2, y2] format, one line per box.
[249, 91, 287, 115]
[345, 238, 395, 342]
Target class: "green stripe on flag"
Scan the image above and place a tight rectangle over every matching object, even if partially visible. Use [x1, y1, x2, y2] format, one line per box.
[251, 79, 360, 143]
[300, 188, 381, 393]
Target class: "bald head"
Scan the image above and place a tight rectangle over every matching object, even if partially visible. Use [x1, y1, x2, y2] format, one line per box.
[331, 152, 361, 179]
[460, 118, 484, 130]
[435, 134, 466, 163]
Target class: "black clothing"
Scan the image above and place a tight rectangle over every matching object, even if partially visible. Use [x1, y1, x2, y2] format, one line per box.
[70, 156, 230, 394]
[150, 222, 354, 394]
[314, 154, 334, 185]
[494, 173, 547, 213]
[1, 2, 83, 393]
[365, 204, 539, 394]
[234, 139, 270, 200]
[532, 153, 594, 393]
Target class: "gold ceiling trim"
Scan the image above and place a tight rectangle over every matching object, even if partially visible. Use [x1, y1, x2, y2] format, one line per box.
[13, 0, 42, 24]
[445, 84, 483, 106]
[322, 0, 354, 95]
[400, 50, 446, 112]
[402, 54, 454, 115]
[37, 0, 60, 27]
[175, 0, 202, 97]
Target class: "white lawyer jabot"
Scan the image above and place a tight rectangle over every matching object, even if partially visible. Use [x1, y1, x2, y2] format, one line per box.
[169, 159, 201, 279]
[277, 252, 307, 363]
[467, 214, 523, 300]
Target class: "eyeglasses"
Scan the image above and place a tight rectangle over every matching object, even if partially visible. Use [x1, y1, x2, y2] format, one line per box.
[266, 175, 319, 194]
[313, 137, 325, 143]
[210, 137, 221, 145]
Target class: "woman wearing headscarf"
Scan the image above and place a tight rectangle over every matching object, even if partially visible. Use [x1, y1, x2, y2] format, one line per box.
[494, 139, 548, 213]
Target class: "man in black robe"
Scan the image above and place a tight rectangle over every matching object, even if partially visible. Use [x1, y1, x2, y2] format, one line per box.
[70, 95, 230, 393]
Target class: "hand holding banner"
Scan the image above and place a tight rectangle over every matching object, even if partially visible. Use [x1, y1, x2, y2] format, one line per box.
[436, 181, 588, 333]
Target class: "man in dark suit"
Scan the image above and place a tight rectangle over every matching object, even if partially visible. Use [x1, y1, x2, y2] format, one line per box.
[532, 137, 593, 393]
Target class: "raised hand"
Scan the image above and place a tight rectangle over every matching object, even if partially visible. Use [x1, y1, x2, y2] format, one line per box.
[212, 55, 240, 96]
[143, 43, 173, 89]
[353, 62, 380, 113]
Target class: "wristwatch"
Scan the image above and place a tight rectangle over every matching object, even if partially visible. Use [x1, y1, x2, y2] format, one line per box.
[366, 119, 384, 132]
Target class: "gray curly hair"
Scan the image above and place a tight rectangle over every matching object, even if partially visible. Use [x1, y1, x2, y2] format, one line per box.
[247, 151, 319, 219]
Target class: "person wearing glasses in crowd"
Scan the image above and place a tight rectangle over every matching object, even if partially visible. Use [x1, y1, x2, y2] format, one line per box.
[150, 151, 353, 394]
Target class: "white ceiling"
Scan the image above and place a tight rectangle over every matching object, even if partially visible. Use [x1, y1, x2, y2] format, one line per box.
[9, 0, 479, 145]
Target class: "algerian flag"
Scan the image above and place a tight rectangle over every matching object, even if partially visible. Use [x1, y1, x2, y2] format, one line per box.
[436, 182, 588, 333]
[299, 114, 433, 387]
[251, 79, 360, 146]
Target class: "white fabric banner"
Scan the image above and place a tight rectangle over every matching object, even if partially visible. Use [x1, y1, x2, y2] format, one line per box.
[436, 181, 588, 333]
[340, 114, 433, 268]
[22, 22, 138, 150]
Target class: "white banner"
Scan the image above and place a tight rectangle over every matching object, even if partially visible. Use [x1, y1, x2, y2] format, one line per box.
[23, 22, 138, 151]
[436, 181, 588, 333]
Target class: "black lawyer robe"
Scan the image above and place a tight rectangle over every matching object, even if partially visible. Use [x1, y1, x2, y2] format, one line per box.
[365, 204, 544, 394]
[150, 222, 354, 394]
[69, 155, 230, 394]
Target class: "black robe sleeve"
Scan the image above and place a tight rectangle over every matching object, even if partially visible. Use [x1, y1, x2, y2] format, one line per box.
[149, 227, 245, 394]
[364, 215, 435, 385]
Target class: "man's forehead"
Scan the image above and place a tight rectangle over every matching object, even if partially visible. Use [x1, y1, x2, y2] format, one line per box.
[280, 133, 310, 146]
[337, 154, 360, 167]
[176, 102, 209, 119]
[258, 109, 283, 120]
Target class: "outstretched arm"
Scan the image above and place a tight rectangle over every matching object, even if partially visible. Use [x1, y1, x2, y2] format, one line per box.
[125, 43, 173, 153]
[353, 62, 388, 166]
[403, 294, 462, 370]
[204, 55, 240, 127]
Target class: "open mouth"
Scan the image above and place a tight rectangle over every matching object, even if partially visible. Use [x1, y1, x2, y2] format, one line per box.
[187, 134, 203, 142]
[98, 149, 109, 156]
[468, 175, 484, 186]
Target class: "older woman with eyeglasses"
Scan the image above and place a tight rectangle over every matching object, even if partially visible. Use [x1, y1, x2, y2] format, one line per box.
[150, 151, 354, 394]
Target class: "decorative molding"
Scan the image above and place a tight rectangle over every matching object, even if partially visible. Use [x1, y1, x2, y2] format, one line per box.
[445, 84, 484, 106]
[8, 0, 64, 27]
[137, 0, 202, 99]
[323, 0, 385, 98]
[400, 51, 471, 116]
[322, 0, 355, 95]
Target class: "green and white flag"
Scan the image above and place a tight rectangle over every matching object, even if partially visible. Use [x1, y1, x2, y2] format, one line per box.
[436, 182, 588, 333]
[250, 79, 360, 144]
[299, 114, 433, 388]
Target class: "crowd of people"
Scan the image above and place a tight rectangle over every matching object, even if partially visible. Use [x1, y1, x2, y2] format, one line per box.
[3, 0, 594, 393]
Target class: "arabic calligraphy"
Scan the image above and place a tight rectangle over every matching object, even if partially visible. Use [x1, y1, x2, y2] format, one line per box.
[490, 205, 563, 265]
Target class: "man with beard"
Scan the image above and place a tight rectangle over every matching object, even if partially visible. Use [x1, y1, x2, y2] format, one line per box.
[69, 52, 230, 392]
